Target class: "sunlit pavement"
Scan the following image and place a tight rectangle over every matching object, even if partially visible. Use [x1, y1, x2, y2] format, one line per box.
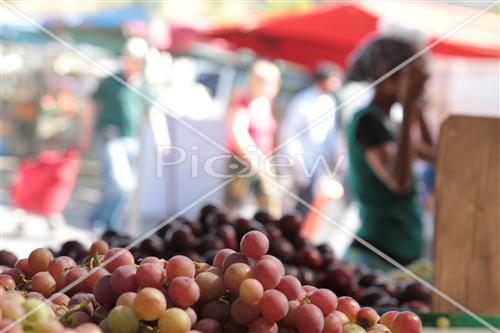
[0, 206, 96, 258]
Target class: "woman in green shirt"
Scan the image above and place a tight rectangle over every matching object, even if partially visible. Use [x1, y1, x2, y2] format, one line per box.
[345, 37, 435, 270]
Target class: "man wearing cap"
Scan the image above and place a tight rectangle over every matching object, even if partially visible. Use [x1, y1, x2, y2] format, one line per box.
[79, 38, 149, 231]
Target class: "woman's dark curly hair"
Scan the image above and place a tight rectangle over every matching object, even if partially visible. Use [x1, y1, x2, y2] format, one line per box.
[344, 36, 416, 83]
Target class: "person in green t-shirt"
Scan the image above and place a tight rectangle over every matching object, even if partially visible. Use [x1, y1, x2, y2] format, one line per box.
[344, 36, 436, 270]
[79, 38, 148, 231]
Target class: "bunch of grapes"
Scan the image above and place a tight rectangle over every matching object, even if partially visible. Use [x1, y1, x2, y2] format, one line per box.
[0, 246, 102, 333]
[1, 205, 431, 314]
[0, 230, 423, 333]
[93, 205, 431, 313]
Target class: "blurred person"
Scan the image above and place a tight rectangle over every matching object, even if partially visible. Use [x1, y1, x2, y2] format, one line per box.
[337, 68, 374, 135]
[12, 100, 38, 157]
[279, 62, 343, 216]
[225, 60, 281, 217]
[345, 36, 435, 270]
[162, 57, 213, 119]
[79, 38, 149, 232]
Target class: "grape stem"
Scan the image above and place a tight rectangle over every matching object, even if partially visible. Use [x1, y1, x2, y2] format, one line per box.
[88, 252, 102, 270]
[54, 304, 69, 317]
[139, 322, 157, 333]
[59, 298, 92, 325]
[19, 273, 31, 284]
[159, 258, 168, 269]
[219, 292, 231, 305]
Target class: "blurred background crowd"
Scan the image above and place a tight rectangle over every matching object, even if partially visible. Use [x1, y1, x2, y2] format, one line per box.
[1, 0, 498, 263]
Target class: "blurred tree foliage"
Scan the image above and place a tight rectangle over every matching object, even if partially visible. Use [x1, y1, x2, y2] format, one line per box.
[200, 0, 314, 21]
[264, 0, 314, 14]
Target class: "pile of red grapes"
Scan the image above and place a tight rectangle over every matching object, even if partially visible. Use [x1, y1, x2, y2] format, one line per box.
[0, 228, 423, 333]
[97, 205, 430, 312]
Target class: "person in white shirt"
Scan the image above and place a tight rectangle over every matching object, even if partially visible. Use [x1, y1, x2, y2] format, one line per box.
[279, 62, 343, 216]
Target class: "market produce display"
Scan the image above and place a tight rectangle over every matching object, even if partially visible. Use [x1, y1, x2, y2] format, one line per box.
[0, 242, 425, 333]
[0, 206, 425, 333]
[95, 206, 430, 312]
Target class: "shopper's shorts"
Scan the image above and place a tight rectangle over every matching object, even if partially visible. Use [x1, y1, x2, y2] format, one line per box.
[224, 157, 267, 208]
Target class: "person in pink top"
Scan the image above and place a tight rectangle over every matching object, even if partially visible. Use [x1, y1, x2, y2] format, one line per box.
[225, 60, 281, 216]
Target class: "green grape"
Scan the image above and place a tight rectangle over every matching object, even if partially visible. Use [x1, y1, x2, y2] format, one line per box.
[22, 299, 49, 325]
[107, 305, 139, 333]
[158, 307, 192, 333]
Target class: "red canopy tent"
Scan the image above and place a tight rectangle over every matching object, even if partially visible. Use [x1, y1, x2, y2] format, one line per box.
[200, 2, 499, 69]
